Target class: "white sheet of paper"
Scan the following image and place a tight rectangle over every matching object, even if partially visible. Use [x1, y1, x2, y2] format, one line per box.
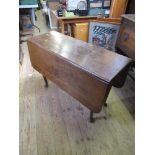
[67, 0, 86, 10]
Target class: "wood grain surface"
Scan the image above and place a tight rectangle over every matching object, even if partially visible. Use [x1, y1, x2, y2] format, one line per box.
[28, 31, 132, 112]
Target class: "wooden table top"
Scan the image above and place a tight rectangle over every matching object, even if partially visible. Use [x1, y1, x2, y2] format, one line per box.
[29, 31, 132, 83]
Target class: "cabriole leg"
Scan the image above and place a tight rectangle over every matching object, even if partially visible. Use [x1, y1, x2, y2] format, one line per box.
[103, 103, 107, 120]
[43, 75, 48, 87]
[104, 103, 107, 107]
[90, 111, 94, 123]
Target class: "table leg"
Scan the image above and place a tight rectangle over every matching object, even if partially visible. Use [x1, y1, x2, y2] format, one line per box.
[43, 76, 48, 87]
[90, 111, 94, 123]
[104, 103, 107, 107]
[31, 8, 35, 25]
[102, 102, 108, 120]
[29, 8, 40, 32]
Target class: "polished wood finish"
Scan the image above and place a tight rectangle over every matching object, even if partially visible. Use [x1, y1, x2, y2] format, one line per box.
[116, 14, 135, 60]
[110, 0, 128, 18]
[28, 31, 132, 113]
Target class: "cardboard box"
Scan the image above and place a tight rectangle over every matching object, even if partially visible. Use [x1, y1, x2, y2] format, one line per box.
[73, 23, 89, 42]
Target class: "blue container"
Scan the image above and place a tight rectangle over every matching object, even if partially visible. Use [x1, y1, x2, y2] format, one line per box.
[20, 0, 38, 5]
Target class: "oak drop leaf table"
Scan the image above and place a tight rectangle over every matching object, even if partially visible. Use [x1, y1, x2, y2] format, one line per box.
[27, 31, 132, 122]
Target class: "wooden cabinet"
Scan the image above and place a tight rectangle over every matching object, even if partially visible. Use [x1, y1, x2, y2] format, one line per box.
[116, 14, 135, 60]
[73, 23, 89, 42]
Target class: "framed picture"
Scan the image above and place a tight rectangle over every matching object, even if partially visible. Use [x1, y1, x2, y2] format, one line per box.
[88, 0, 111, 9]
[103, 0, 111, 8]
[88, 22, 120, 51]
[90, 2, 102, 8]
